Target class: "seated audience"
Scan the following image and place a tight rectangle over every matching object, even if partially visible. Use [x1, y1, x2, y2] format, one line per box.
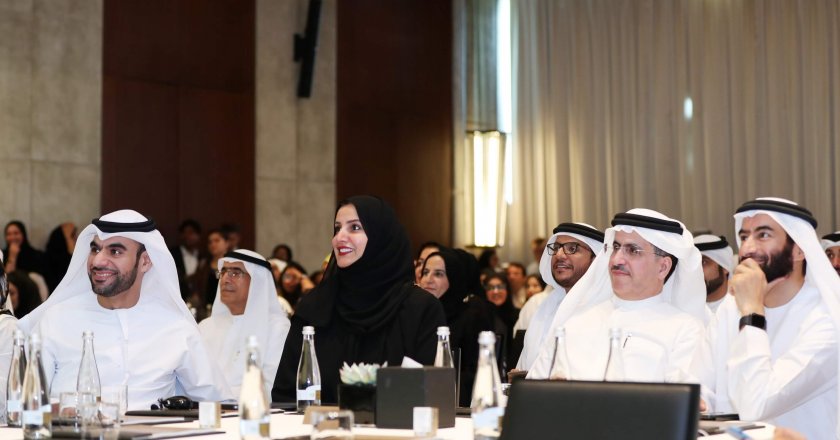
[199, 249, 291, 396]
[7, 270, 41, 319]
[45, 222, 77, 292]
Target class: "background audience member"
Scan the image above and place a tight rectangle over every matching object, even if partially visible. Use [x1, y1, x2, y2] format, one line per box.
[524, 274, 546, 301]
[483, 272, 519, 373]
[197, 229, 231, 313]
[4, 221, 49, 299]
[44, 222, 76, 292]
[414, 241, 441, 284]
[272, 244, 293, 262]
[478, 248, 499, 282]
[220, 223, 241, 250]
[169, 219, 205, 303]
[420, 247, 495, 406]
[506, 262, 528, 309]
[526, 237, 545, 275]
[7, 270, 41, 319]
[279, 261, 313, 309]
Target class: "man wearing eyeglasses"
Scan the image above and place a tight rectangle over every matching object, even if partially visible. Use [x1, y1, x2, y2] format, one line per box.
[527, 209, 712, 406]
[19, 210, 232, 410]
[820, 231, 840, 277]
[199, 250, 291, 396]
[512, 222, 604, 373]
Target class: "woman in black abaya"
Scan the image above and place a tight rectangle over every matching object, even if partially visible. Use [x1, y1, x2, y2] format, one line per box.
[420, 247, 495, 406]
[271, 196, 446, 404]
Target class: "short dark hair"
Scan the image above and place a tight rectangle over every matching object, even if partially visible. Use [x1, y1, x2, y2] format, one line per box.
[178, 219, 201, 234]
[507, 262, 526, 275]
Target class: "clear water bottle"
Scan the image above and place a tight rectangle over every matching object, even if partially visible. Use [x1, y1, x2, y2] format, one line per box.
[548, 327, 570, 380]
[295, 326, 321, 413]
[471, 331, 504, 440]
[22, 333, 50, 439]
[6, 330, 27, 426]
[239, 336, 270, 440]
[433, 326, 454, 368]
[603, 327, 625, 381]
[76, 331, 101, 404]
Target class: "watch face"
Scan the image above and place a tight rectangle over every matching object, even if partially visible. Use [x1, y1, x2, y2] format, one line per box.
[738, 313, 767, 331]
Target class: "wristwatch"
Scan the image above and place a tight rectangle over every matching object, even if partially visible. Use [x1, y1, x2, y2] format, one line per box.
[739, 313, 767, 331]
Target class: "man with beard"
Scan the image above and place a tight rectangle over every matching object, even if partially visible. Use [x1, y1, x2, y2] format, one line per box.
[821, 231, 840, 277]
[709, 198, 840, 439]
[527, 209, 711, 405]
[512, 222, 604, 372]
[20, 210, 232, 409]
[693, 234, 734, 313]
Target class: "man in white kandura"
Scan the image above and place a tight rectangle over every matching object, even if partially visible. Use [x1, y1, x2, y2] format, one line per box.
[199, 249, 290, 396]
[20, 210, 232, 409]
[693, 234, 734, 314]
[710, 198, 840, 439]
[821, 230, 840, 277]
[512, 222, 603, 372]
[528, 209, 711, 403]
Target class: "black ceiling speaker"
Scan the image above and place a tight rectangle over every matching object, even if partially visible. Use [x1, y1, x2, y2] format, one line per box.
[293, 0, 322, 98]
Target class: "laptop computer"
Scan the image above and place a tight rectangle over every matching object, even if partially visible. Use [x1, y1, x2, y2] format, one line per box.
[499, 380, 700, 440]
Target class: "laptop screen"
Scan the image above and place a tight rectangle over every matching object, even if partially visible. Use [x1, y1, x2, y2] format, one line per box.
[499, 380, 700, 440]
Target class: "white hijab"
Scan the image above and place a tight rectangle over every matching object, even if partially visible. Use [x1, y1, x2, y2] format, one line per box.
[19, 210, 190, 333]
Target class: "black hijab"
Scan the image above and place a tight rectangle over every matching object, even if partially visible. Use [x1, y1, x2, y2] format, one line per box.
[3, 221, 48, 280]
[296, 195, 415, 333]
[45, 225, 72, 291]
[423, 247, 470, 321]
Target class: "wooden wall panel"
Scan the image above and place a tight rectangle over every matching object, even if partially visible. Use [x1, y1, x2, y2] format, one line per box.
[336, 0, 454, 251]
[103, 0, 255, 246]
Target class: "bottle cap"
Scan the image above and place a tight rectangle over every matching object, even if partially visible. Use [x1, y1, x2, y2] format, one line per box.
[554, 326, 565, 338]
[302, 326, 315, 335]
[609, 327, 622, 338]
[83, 330, 94, 338]
[478, 331, 496, 345]
[13, 329, 23, 339]
[436, 326, 450, 336]
[29, 333, 41, 345]
[246, 335, 259, 348]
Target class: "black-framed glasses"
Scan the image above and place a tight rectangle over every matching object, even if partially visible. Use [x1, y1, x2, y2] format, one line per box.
[215, 268, 249, 280]
[546, 242, 588, 256]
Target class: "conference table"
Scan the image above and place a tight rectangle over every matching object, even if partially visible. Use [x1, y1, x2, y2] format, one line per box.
[0, 412, 776, 439]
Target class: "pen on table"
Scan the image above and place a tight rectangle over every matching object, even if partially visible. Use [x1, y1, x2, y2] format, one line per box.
[725, 426, 754, 440]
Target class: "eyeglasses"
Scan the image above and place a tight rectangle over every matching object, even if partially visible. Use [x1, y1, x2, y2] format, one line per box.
[215, 268, 249, 280]
[607, 242, 666, 259]
[152, 395, 195, 410]
[485, 284, 506, 292]
[546, 242, 589, 256]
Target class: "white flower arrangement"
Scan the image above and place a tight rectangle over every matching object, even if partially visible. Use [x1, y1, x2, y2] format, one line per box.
[339, 362, 386, 386]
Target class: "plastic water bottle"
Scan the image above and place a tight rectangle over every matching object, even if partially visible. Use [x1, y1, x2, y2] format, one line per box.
[239, 336, 270, 440]
[295, 326, 321, 412]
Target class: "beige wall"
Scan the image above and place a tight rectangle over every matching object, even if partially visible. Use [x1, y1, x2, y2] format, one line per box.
[0, 0, 102, 248]
[253, 0, 337, 272]
[0, 0, 337, 272]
